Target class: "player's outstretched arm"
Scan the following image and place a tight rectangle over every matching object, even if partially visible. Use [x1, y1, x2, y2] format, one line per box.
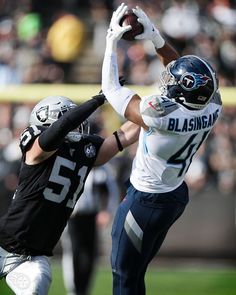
[133, 6, 179, 66]
[95, 121, 140, 166]
[25, 94, 105, 165]
[102, 3, 147, 128]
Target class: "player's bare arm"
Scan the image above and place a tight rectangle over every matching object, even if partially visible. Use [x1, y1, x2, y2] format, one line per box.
[123, 94, 147, 128]
[25, 137, 55, 165]
[155, 43, 180, 66]
[95, 121, 140, 166]
[25, 94, 105, 165]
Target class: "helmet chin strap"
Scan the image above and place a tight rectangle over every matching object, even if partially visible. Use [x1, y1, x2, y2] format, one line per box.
[165, 86, 205, 110]
[174, 96, 205, 110]
[183, 101, 205, 110]
[65, 119, 91, 142]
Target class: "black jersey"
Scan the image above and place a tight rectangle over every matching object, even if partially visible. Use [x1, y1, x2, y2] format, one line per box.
[0, 125, 104, 256]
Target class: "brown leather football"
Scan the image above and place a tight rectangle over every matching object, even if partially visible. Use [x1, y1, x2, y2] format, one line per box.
[120, 10, 144, 41]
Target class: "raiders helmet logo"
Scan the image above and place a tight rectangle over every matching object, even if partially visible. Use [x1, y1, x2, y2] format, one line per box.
[84, 143, 96, 158]
[180, 72, 211, 91]
[36, 106, 49, 122]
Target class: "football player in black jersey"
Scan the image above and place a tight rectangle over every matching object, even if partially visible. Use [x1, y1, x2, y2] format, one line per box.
[0, 93, 140, 295]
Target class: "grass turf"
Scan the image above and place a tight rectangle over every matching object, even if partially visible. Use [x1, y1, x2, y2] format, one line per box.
[1, 262, 236, 295]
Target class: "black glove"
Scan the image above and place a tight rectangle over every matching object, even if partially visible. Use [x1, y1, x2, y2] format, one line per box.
[92, 93, 106, 106]
[119, 76, 126, 86]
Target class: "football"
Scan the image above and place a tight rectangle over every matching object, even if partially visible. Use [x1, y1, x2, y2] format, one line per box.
[119, 10, 144, 41]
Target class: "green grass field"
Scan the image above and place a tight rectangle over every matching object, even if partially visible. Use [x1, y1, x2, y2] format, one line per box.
[1, 261, 236, 295]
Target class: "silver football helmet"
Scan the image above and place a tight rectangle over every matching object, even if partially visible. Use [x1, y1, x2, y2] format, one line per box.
[29, 95, 90, 141]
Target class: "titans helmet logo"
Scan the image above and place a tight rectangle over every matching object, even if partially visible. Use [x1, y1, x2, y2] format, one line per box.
[180, 72, 211, 91]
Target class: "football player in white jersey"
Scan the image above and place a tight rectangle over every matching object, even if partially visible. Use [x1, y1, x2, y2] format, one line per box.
[101, 3, 222, 295]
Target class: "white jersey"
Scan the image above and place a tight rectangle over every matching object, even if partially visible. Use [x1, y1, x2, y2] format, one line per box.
[130, 92, 222, 193]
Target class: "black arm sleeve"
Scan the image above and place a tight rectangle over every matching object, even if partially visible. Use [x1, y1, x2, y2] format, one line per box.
[38, 94, 105, 151]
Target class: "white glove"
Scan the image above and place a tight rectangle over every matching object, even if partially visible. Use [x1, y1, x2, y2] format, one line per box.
[106, 3, 132, 52]
[133, 6, 165, 49]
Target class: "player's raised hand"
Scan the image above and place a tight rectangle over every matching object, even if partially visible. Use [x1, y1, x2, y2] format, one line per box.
[133, 6, 165, 49]
[106, 3, 131, 44]
[92, 93, 106, 105]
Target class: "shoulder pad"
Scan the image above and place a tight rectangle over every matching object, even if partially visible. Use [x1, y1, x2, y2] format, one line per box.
[19, 125, 46, 153]
[140, 95, 178, 118]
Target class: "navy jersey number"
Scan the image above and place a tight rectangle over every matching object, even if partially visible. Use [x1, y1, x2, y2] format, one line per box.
[167, 131, 209, 177]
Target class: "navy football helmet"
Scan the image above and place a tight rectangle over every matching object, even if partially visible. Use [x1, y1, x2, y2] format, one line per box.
[161, 55, 218, 110]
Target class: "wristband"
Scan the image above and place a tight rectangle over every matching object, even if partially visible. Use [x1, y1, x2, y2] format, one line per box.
[152, 27, 165, 49]
[113, 131, 123, 151]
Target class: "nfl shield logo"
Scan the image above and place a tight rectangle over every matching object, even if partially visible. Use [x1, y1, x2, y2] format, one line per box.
[84, 143, 96, 158]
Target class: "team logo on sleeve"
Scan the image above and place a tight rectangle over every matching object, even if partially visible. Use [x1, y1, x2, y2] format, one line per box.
[140, 95, 176, 118]
[148, 100, 163, 112]
[180, 72, 211, 91]
[84, 143, 96, 158]
[146, 96, 165, 113]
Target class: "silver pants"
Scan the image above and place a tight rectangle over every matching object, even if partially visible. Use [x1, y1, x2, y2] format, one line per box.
[0, 246, 30, 278]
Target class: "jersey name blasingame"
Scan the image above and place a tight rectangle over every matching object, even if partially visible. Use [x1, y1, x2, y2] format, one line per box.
[167, 109, 220, 132]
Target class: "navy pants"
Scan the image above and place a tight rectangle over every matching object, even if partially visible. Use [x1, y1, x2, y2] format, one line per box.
[111, 181, 189, 295]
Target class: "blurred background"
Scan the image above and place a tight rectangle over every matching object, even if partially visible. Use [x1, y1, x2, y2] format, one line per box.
[0, 0, 235, 294]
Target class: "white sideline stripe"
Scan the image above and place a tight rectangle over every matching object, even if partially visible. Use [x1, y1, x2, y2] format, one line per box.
[125, 210, 143, 249]
[126, 210, 143, 240]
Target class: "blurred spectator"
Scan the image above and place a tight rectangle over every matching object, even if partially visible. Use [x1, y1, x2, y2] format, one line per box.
[0, 105, 30, 218]
[16, 12, 41, 42]
[46, 13, 85, 63]
[207, 115, 236, 194]
[210, 0, 236, 29]
[185, 144, 208, 195]
[0, 0, 235, 84]
[161, 0, 200, 48]
[90, 2, 110, 59]
[61, 163, 119, 295]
